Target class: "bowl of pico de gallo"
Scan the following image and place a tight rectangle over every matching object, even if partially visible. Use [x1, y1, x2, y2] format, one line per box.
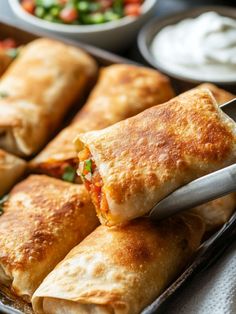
[9, 0, 157, 51]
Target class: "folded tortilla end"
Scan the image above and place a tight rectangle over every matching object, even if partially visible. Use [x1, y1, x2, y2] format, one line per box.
[32, 213, 205, 314]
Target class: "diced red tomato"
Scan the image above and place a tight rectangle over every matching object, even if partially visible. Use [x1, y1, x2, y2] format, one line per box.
[83, 168, 89, 175]
[78, 147, 108, 214]
[0, 39, 16, 50]
[100, 0, 113, 10]
[84, 180, 91, 191]
[93, 184, 102, 195]
[1, 39, 16, 49]
[21, 0, 35, 14]
[124, 4, 141, 16]
[57, 0, 69, 4]
[59, 7, 78, 23]
[124, 0, 142, 4]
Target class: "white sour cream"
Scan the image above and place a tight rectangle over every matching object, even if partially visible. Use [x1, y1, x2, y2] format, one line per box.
[151, 12, 236, 82]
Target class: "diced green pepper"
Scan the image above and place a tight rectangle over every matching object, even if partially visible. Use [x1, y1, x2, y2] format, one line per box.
[113, 0, 124, 16]
[89, 2, 101, 13]
[44, 14, 56, 22]
[82, 13, 105, 24]
[50, 6, 60, 17]
[77, 1, 90, 12]
[35, 6, 46, 18]
[104, 10, 120, 22]
[35, 0, 56, 8]
[85, 159, 92, 173]
[62, 166, 77, 182]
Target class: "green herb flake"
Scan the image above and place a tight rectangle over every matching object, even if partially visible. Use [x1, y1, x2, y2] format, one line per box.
[0, 91, 9, 98]
[62, 166, 76, 183]
[0, 194, 8, 216]
[85, 159, 92, 173]
[35, 0, 55, 8]
[6, 48, 19, 59]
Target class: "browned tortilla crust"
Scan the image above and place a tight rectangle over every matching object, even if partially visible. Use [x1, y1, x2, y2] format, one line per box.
[76, 89, 236, 225]
[0, 175, 98, 301]
[32, 213, 204, 314]
[30, 64, 175, 173]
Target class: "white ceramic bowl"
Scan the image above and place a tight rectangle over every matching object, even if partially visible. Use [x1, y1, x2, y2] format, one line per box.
[138, 6, 236, 93]
[9, 0, 157, 52]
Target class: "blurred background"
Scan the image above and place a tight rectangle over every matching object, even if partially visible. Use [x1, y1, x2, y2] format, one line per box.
[1, 0, 236, 61]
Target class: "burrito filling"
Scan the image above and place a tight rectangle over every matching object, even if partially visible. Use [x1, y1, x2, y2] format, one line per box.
[34, 159, 79, 183]
[78, 147, 108, 215]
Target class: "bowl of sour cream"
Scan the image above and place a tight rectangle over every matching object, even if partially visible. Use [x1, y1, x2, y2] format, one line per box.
[138, 6, 236, 91]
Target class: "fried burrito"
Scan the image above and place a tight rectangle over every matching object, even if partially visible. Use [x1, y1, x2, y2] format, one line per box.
[0, 149, 26, 196]
[76, 89, 236, 225]
[32, 213, 204, 314]
[0, 38, 97, 156]
[192, 84, 236, 232]
[191, 194, 236, 233]
[30, 64, 175, 180]
[197, 83, 235, 105]
[0, 175, 98, 301]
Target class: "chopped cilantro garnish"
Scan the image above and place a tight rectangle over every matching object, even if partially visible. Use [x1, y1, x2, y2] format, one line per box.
[6, 48, 19, 59]
[0, 91, 9, 98]
[62, 166, 76, 183]
[85, 159, 92, 173]
[0, 194, 8, 216]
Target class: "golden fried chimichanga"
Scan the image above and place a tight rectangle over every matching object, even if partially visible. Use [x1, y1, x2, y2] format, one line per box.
[191, 194, 236, 233]
[197, 83, 235, 105]
[0, 175, 98, 301]
[30, 64, 175, 180]
[32, 213, 204, 314]
[0, 149, 26, 196]
[76, 89, 236, 226]
[0, 99, 49, 157]
[193, 84, 236, 231]
[0, 38, 97, 156]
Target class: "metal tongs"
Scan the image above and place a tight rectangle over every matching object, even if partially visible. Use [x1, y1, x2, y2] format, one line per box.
[149, 98, 236, 220]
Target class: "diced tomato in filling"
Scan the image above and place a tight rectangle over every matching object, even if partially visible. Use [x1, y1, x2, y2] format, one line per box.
[0, 39, 16, 50]
[78, 147, 108, 214]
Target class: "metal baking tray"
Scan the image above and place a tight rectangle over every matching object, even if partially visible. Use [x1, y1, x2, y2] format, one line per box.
[143, 211, 236, 314]
[0, 16, 235, 314]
